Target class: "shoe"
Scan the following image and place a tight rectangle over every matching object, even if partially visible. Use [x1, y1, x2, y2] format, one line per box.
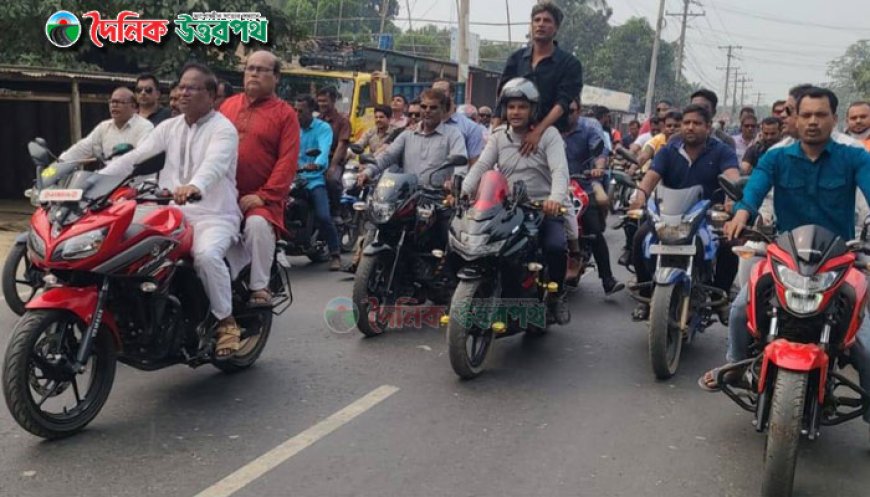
[341, 262, 357, 274]
[547, 294, 571, 325]
[632, 303, 650, 321]
[566, 254, 582, 281]
[618, 249, 631, 267]
[602, 277, 625, 296]
[715, 304, 730, 325]
[329, 255, 342, 271]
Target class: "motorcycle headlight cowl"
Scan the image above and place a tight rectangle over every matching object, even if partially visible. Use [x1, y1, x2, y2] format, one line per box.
[54, 227, 108, 261]
[774, 262, 842, 314]
[369, 201, 395, 224]
[27, 230, 46, 259]
[449, 231, 505, 258]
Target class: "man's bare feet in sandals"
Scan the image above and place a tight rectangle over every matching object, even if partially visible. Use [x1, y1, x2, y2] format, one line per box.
[215, 318, 241, 360]
[248, 289, 272, 308]
[698, 366, 745, 392]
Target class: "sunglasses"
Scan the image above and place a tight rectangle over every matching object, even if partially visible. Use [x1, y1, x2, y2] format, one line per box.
[135, 87, 155, 94]
[656, 107, 668, 112]
[479, 113, 492, 117]
[408, 112, 421, 118]
[419, 104, 440, 111]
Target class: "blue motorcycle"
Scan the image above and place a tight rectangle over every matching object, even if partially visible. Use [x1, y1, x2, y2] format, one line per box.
[629, 185, 730, 379]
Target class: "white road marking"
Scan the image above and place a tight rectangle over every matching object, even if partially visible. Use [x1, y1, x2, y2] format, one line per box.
[192, 384, 400, 497]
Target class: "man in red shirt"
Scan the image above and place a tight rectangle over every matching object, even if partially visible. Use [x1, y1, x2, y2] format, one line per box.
[220, 50, 300, 306]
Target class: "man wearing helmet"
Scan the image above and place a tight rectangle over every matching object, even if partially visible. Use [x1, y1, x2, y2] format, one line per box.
[462, 78, 572, 325]
[495, 2, 583, 156]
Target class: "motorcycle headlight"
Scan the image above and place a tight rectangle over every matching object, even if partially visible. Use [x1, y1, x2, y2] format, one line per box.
[342, 171, 358, 190]
[655, 221, 692, 242]
[774, 262, 842, 314]
[449, 231, 505, 257]
[27, 230, 46, 259]
[369, 201, 395, 224]
[54, 228, 107, 260]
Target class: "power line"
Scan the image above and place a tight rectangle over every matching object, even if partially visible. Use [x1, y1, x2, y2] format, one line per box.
[715, 5, 870, 32]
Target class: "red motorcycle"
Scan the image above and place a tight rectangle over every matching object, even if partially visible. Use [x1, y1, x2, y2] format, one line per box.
[714, 178, 870, 497]
[2, 140, 291, 439]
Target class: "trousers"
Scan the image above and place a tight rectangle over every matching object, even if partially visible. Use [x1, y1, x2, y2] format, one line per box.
[191, 216, 239, 321]
[243, 215, 276, 291]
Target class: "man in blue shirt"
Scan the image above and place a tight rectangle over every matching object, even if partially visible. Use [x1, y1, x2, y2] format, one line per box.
[432, 78, 484, 171]
[628, 104, 741, 321]
[703, 88, 870, 420]
[295, 95, 342, 270]
[563, 97, 623, 294]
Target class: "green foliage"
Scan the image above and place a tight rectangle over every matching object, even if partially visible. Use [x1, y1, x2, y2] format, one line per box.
[285, 0, 399, 42]
[0, 0, 296, 78]
[827, 40, 870, 102]
[393, 24, 450, 60]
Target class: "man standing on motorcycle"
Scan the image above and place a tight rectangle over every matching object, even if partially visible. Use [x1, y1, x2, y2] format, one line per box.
[563, 97, 624, 295]
[704, 89, 870, 424]
[220, 50, 301, 303]
[628, 104, 741, 321]
[296, 95, 342, 270]
[59, 87, 153, 163]
[99, 62, 244, 358]
[461, 78, 572, 325]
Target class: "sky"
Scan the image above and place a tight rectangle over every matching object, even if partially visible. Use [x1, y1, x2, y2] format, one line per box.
[395, 0, 870, 109]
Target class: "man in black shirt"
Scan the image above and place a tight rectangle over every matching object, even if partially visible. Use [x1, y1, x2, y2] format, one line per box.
[495, 1, 583, 155]
[740, 116, 783, 174]
[135, 73, 172, 126]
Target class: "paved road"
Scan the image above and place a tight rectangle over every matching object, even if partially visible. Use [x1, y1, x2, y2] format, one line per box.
[1, 231, 869, 497]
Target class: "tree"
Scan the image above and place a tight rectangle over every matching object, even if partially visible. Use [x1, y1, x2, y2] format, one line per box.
[393, 24, 450, 60]
[285, 0, 399, 43]
[826, 40, 870, 103]
[556, 0, 613, 64]
[0, 0, 296, 78]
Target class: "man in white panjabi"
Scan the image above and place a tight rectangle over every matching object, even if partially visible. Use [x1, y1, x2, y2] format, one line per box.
[59, 86, 153, 163]
[100, 63, 244, 358]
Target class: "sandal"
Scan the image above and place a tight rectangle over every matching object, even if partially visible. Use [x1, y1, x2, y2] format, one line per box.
[215, 322, 241, 359]
[248, 289, 273, 308]
[631, 303, 650, 321]
[697, 366, 745, 392]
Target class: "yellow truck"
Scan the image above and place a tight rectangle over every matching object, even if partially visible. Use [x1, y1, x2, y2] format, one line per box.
[276, 67, 392, 141]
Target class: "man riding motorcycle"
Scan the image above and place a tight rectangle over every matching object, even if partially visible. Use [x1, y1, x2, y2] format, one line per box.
[460, 77, 572, 324]
[628, 104, 741, 321]
[99, 62, 243, 359]
[704, 88, 870, 437]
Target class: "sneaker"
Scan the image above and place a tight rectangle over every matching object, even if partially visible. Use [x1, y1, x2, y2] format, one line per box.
[715, 305, 730, 325]
[602, 277, 625, 296]
[547, 294, 571, 325]
[566, 254, 582, 281]
[329, 255, 342, 271]
[618, 249, 631, 267]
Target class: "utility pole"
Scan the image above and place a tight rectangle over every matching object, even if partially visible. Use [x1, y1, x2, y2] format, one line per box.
[755, 92, 764, 107]
[667, 0, 704, 81]
[337, 0, 344, 39]
[505, 0, 512, 46]
[405, 0, 415, 54]
[731, 69, 741, 118]
[457, 0, 470, 83]
[717, 45, 741, 119]
[377, 0, 389, 41]
[739, 76, 752, 108]
[645, 0, 667, 116]
[313, 0, 320, 37]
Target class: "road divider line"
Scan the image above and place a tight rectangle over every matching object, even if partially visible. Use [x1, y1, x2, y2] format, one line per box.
[192, 384, 400, 497]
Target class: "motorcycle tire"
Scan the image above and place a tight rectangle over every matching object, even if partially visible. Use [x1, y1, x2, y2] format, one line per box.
[648, 284, 684, 380]
[3, 310, 116, 439]
[2, 242, 41, 316]
[212, 308, 273, 374]
[447, 279, 494, 379]
[353, 253, 393, 337]
[761, 369, 807, 497]
[305, 244, 330, 263]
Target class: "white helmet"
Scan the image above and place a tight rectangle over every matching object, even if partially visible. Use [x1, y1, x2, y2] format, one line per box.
[498, 78, 540, 106]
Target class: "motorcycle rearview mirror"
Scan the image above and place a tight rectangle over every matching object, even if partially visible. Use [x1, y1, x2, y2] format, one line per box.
[348, 144, 364, 155]
[109, 143, 134, 159]
[27, 140, 52, 167]
[452, 174, 464, 200]
[448, 155, 468, 167]
[718, 174, 746, 202]
[591, 140, 605, 158]
[133, 152, 166, 177]
[305, 148, 321, 158]
[616, 146, 639, 165]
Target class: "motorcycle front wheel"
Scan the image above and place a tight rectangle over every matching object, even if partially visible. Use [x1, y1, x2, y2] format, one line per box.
[353, 252, 395, 337]
[447, 279, 494, 379]
[762, 369, 807, 497]
[648, 284, 685, 380]
[2, 310, 116, 439]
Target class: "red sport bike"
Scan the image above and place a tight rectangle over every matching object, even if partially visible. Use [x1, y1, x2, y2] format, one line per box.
[2, 140, 291, 439]
[714, 177, 870, 497]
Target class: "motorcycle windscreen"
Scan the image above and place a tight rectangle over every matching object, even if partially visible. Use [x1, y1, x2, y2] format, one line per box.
[776, 224, 848, 276]
[372, 172, 418, 204]
[655, 185, 703, 216]
[469, 170, 508, 221]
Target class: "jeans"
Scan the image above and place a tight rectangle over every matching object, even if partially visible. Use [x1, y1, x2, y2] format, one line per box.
[728, 283, 870, 422]
[540, 217, 568, 288]
[309, 185, 340, 255]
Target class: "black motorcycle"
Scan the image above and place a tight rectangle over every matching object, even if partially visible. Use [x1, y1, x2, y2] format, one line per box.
[282, 149, 333, 262]
[352, 155, 467, 337]
[446, 171, 560, 379]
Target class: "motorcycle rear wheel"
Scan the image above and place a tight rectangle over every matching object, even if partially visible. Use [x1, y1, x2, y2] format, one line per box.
[762, 369, 807, 497]
[648, 284, 684, 380]
[2, 310, 116, 439]
[447, 279, 494, 379]
[212, 309, 272, 373]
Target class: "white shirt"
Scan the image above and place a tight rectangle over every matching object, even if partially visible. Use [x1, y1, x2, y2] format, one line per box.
[633, 131, 653, 148]
[100, 111, 241, 223]
[59, 114, 153, 162]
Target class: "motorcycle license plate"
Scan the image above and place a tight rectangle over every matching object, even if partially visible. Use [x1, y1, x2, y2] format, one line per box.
[649, 244, 695, 256]
[38, 188, 83, 202]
